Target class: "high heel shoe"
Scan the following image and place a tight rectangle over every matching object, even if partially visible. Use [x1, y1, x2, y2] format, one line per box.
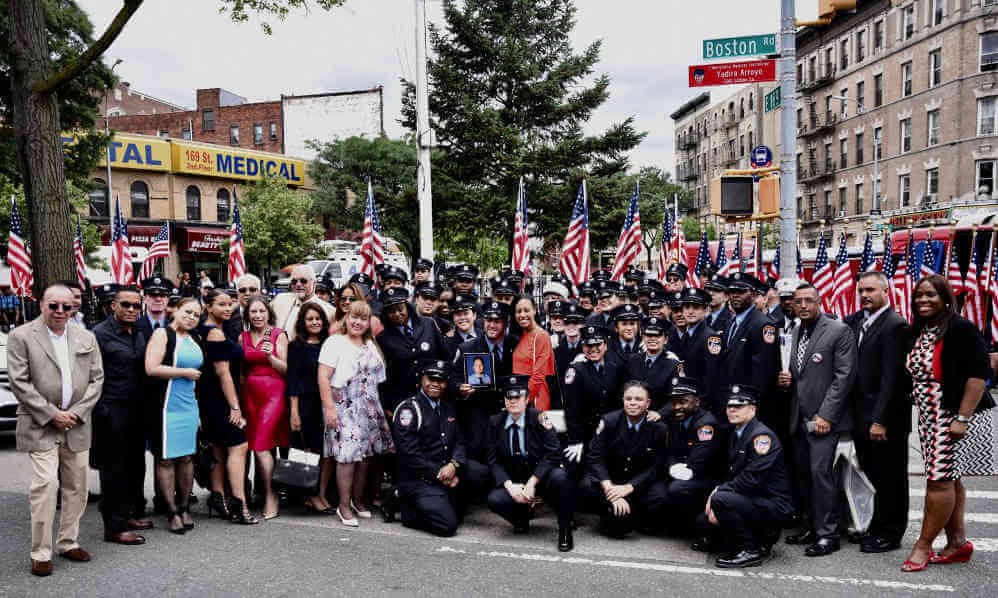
[206, 492, 229, 519]
[336, 507, 359, 527]
[228, 498, 259, 525]
[929, 541, 973, 564]
[177, 506, 195, 530]
[901, 551, 934, 572]
[166, 511, 186, 535]
[350, 499, 372, 519]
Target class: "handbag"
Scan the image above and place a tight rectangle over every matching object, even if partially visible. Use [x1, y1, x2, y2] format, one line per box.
[192, 429, 216, 490]
[272, 433, 321, 495]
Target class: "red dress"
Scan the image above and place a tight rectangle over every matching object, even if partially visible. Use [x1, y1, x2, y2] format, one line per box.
[512, 327, 555, 411]
[241, 328, 289, 451]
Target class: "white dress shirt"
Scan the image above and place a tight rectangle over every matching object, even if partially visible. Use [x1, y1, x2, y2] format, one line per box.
[47, 326, 73, 409]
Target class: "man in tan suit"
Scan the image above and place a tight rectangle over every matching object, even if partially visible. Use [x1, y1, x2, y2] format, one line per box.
[271, 264, 333, 341]
[9, 284, 104, 576]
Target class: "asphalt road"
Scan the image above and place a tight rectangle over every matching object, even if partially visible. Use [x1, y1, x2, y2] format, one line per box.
[0, 431, 995, 598]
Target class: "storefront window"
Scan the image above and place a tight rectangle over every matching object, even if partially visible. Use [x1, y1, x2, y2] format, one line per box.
[216, 188, 230, 222]
[89, 178, 108, 217]
[130, 180, 149, 218]
[186, 185, 201, 221]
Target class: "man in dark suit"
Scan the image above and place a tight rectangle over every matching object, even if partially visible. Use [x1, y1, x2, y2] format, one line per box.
[717, 273, 779, 409]
[779, 283, 857, 557]
[625, 317, 681, 411]
[844, 271, 910, 553]
[486, 375, 574, 551]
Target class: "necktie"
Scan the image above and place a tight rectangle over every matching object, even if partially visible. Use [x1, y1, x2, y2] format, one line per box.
[858, 316, 870, 346]
[404, 325, 414, 341]
[796, 327, 810, 372]
[623, 343, 632, 354]
[510, 423, 521, 456]
[645, 358, 652, 370]
[594, 363, 602, 376]
[492, 344, 501, 366]
[154, 321, 161, 330]
[728, 318, 738, 342]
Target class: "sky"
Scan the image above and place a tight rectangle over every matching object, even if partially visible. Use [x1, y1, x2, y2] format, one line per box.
[75, 0, 820, 174]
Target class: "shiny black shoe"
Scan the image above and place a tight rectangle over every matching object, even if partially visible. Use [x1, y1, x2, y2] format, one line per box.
[690, 537, 718, 553]
[206, 492, 230, 519]
[805, 538, 840, 557]
[716, 549, 766, 568]
[558, 527, 574, 552]
[380, 488, 399, 523]
[785, 529, 817, 545]
[846, 530, 868, 544]
[860, 536, 901, 553]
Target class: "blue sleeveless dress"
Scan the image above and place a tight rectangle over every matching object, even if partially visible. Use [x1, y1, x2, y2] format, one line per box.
[160, 335, 204, 459]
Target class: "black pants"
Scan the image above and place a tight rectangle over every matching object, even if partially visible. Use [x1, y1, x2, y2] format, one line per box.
[791, 427, 841, 539]
[95, 402, 145, 532]
[854, 426, 909, 542]
[398, 481, 463, 537]
[487, 467, 575, 529]
[578, 474, 655, 537]
[646, 479, 713, 532]
[696, 490, 788, 552]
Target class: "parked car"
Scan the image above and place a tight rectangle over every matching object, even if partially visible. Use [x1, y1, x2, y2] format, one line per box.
[0, 330, 16, 431]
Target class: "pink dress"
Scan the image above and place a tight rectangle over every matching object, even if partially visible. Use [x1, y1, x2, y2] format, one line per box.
[241, 328, 290, 451]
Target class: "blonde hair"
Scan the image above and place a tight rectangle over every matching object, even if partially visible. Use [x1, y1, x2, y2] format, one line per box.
[342, 300, 384, 363]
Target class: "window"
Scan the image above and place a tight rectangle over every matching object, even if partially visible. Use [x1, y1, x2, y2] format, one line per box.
[857, 30, 866, 62]
[740, 99, 745, 119]
[740, 135, 745, 157]
[130, 180, 149, 219]
[926, 168, 939, 199]
[747, 131, 753, 152]
[900, 118, 912, 153]
[874, 20, 884, 52]
[253, 123, 263, 145]
[927, 109, 940, 146]
[158, 130, 169, 138]
[809, 194, 817, 220]
[874, 126, 883, 160]
[840, 39, 849, 70]
[977, 160, 996, 196]
[89, 178, 108, 218]
[840, 89, 849, 117]
[840, 138, 848, 169]
[856, 81, 865, 112]
[181, 127, 191, 140]
[202, 109, 214, 131]
[902, 62, 913, 97]
[931, 0, 943, 27]
[216, 188, 230, 222]
[825, 48, 834, 74]
[929, 49, 942, 87]
[808, 57, 817, 81]
[824, 143, 832, 170]
[978, 97, 996, 135]
[874, 74, 883, 107]
[270, 122, 277, 140]
[855, 183, 864, 214]
[903, 5, 915, 41]
[797, 63, 804, 84]
[856, 133, 864, 164]
[748, 94, 754, 111]
[113, 88, 122, 101]
[899, 174, 911, 207]
[824, 191, 832, 218]
[982, 33, 998, 72]
[186, 185, 201, 221]
[839, 187, 847, 216]
[229, 125, 239, 145]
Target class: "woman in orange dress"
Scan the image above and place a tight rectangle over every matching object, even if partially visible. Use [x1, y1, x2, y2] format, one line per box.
[511, 295, 555, 411]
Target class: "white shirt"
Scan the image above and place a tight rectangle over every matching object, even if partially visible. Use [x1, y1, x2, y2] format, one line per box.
[47, 326, 73, 409]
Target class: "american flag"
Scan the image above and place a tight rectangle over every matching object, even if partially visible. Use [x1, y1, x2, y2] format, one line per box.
[767, 243, 780, 281]
[744, 241, 758, 279]
[720, 232, 742, 277]
[7, 196, 33, 297]
[854, 230, 875, 310]
[946, 234, 965, 295]
[692, 230, 709, 288]
[678, 227, 698, 288]
[964, 231, 983, 329]
[610, 183, 641, 281]
[228, 190, 246, 283]
[73, 214, 86, 288]
[512, 176, 530, 274]
[359, 180, 385, 278]
[892, 232, 914, 322]
[559, 181, 591, 285]
[656, 210, 673, 283]
[812, 233, 834, 311]
[918, 238, 938, 281]
[830, 232, 853, 318]
[714, 234, 727, 275]
[110, 195, 133, 285]
[881, 245, 897, 308]
[989, 239, 998, 343]
[140, 222, 170, 281]
[796, 239, 804, 279]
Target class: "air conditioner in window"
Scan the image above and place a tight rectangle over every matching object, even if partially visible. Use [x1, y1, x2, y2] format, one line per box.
[839, 209, 847, 218]
[926, 193, 938, 205]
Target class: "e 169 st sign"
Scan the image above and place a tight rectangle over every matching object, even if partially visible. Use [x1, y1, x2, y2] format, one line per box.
[703, 34, 777, 60]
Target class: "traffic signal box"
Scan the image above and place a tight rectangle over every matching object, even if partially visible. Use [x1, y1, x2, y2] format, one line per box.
[710, 175, 779, 220]
[819, 1, 857, 18]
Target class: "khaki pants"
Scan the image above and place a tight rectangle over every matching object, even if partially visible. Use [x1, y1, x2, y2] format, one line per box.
[28, 444, 89, 561]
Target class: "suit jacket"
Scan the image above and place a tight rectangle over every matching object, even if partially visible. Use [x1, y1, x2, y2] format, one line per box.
[10, 317, 105, 452]
[718, 306, 779, 398]
[625, 350, 681, 411]
[486, 407, 561, 486]
[271, 293, 335, 341]
[788, 315, 858, 434]
[717, 418, 793, 508]
[391, 392, 466, 486]
[844, 308, 910, 433]
[585, 410, 666, 491]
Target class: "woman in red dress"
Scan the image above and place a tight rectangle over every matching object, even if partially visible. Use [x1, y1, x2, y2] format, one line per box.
[512, 295, 555, 411]
[240, 296, 289, 520]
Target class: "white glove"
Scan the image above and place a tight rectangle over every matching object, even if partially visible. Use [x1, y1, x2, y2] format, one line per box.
[563, 443, 583, 463]
[669, 463, 693, 481]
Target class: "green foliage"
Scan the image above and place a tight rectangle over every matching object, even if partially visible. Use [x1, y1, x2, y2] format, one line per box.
[237, 175, 323, 274]
[218, 0, 345, 34]
[400, 0, 645, 256]
[682, 216, 718, 242]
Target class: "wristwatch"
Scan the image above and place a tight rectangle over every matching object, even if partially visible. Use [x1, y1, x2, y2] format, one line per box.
[955, 415, 971, 424]
[450, 459, 461, 470]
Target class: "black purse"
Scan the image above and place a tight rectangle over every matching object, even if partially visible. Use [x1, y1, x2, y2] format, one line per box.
[272, 432, 321, 495]
[192, 429, 216, 490]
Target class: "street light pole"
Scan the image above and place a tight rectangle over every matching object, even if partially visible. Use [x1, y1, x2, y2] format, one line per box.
[105, 58, 122, 230]
[414, 0, 434, 261]
[778, 0, 798, 279]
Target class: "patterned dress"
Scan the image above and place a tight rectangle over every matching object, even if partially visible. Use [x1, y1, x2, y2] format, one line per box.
[318, 335, 394, 463]
[906, 326, 958, 481]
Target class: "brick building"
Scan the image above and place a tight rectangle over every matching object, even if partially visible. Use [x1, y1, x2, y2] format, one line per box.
[99, 81, 187, 117]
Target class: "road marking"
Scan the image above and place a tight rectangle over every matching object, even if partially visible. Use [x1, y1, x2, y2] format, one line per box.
[909, 511, 998, 524]
[964, 539, 998, 552]
[443, 548, 956, 593]
[910, 488, 998, 499]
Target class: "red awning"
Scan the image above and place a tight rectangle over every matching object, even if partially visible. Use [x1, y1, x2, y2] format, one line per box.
[179, 226, 227, 254]
[99, 224, 165, 248]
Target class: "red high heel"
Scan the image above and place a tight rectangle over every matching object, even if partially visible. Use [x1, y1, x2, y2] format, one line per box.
[929, 541, 973, 564]
[901, 551, 934, 572]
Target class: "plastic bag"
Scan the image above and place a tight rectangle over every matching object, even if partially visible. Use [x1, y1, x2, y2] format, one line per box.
[834, 438, 876, 534]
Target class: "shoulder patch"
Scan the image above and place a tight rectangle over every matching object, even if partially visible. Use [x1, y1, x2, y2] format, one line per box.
[707, 336, 722, 355]
[564, 367, 577, 385]
[762, 325, 776, 344]
[595, 419, 605, 436]
[697, 425, 714, 441]
[396, 407, 414, 428]
[753, 434, 772, 455]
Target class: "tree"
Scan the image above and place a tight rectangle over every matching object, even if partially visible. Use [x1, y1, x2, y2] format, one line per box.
[237, 174, 323, 277]
[681, 216, 718, 242]
[400, 0, 644, 258]
[5, 0, 343, 296]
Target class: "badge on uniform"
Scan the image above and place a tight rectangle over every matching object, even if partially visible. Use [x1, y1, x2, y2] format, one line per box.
[754, 435, 772, 455]
[762, 325, 776, 344]
[595, 420, 604, 435]
[707, 336, 722, 355]
[697, 425, 714, 441]
[397, 408, 414, 428]
[811, 352, 823, 364]
[420, 341, 430, 351]
[541, 414, 553, 430]
[564, 367, 576, 385]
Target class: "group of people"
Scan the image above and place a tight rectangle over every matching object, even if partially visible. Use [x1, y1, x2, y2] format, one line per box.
[9, 255, 996, 577]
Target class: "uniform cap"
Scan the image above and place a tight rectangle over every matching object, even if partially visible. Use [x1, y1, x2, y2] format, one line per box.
[542, 281, 570, 299]
[499, 375, 529, 398]
[680, 287, 711, 306]
[381, 287, 410, 306]
[725, 383, 759, 406]
[454, 264, 479, 280]
[420, 359, 451, 379]
[349, 273, 375, 288]
[414, 258, 434, 271]
[142, 277, 174, 294]
[382, 266, 409, 283]
[775, 277, 801, 297]
[704, 274, 729, 292]
[611, 303, 642, 322]
[642, 316, 667, 335]
[414, 281, 443, 298]
[726, 272, 753, 291]
[647, 290, 667, 307]
[668, 376, 701, 398]
[563, 303, 585, 323]
[451, 293, 478, 312]
[481, 301, 508, 319]
[666, 262, 689, 280]
[580, 325, 609, 346]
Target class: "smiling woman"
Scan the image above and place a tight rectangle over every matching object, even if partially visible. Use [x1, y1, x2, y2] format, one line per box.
[512, 296, 555, 411]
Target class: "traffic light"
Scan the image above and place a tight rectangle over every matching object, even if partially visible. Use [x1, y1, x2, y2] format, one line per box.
[819, 0, 857, 18]
[711, 176, 753, 216]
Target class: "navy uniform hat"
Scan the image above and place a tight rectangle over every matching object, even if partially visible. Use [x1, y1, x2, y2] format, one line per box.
[577, 281, 596, 298]
[381, 287, 410, 307]
[704, 274, 729, 292]
[580, 325, 609, 345]
[647, 290, 667, 307]
[499, 375, 529, 398]
[315, 277, 332, 293]
[726, 272, 754, 291]
[224, 282, 239, 298]
[613, 283, 631, 298]
[625, 267, 646, 282]
[492, 279, 517, 297]
[668, 376, 702, 398]
[637, 278, 665, 295]
[414, 281, 443, 298]
[751, 276, 769, 294]
[451, 293, 478, 312]
[547, 300, 567, 317]
[382, 266, 408, 283]
[454, 264, 479, 280]
[414, 258, 434, 271]
[420, 359, 452, 379]
[665, 262, 689, 280]
[775, 277, 801, 298]
[680, 287, 711, 306]
[167, 288, 183, 306]
[612, 303, 642, 322]
[591, 269, 612, 282]
[725, 383, 759, 406]
[642, 316, 668, 335]
[374, 263, 388, 275]
[594, 280, 614, 299]
[563, 303, 585, 323]
[667, 291, 684, 309]
[98, 282, 120, 298]
[349, 272, 375, 288]
[506, 269, 526, 284]
[142, 276, 174, 294]
[481, 300, 509, 319]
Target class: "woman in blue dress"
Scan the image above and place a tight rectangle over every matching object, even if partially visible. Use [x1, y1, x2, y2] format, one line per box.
[145, 298, 204, 534]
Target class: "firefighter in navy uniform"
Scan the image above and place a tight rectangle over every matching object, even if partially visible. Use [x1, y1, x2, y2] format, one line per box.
[624, 317, 681, 411]
[704, 274, 733, 333]
[552, 303, 584, 381]
[413, 281, 453, 336]
[412, 258, 434, 284]
[646, 377, 725, 533]
[486, 375, 575, 551]
[716, 273, 779, 411]
[605, 303, 642, 369]
[676, 287, 725, 416]
[692, 384, 794, 568]
[579, 380, 667, 537]
[391, 360, 488, 537]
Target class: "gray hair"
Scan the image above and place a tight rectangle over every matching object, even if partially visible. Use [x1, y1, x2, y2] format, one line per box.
[236, 273, 261, 288]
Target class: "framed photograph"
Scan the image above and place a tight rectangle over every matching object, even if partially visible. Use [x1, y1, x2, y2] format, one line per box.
[464, 353, 495, 389]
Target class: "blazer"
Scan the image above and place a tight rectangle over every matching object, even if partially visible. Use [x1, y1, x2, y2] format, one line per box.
[788, 315, 858, 434]
[271, 293, 335, 341]
[486, 407, 561, 487]
[9, 317, 105, 452]
[844, 308, 911, 432]
[909, 314, 993, 414]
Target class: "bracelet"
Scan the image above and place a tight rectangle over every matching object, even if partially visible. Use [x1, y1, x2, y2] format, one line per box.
[955, 415, 971, 424]
[230, 406, 240, 411]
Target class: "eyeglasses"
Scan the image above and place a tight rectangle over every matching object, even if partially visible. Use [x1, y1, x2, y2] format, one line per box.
[292, 278, 311, 285]
[118, 301, 142, 310]
[238, 287, 259, 294]
[793, 297, 819, 305]
[47, 303, 73, 312]
[340, 296, 355, 303]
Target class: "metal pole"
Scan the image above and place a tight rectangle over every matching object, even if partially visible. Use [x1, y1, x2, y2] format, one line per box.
[414, 0, 434, 260]
[778, 0, 798, 279]
[872, 133, 880, 214]
[105, 59, 122, 233]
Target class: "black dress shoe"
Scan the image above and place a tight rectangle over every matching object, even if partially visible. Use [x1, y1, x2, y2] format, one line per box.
[513, 521, 530, 534]
[846, 530, 868, 544]
[785, 529, 817, 545]
[558, 527, 574, 552]
[716, 549, 766, 568]
[805, 538, 841, 557]
[690, 537, 717, 553]
[860, 536, 901, 553]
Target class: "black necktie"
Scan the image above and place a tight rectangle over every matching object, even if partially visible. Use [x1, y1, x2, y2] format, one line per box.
[623, 343, 632, 354]
[403, 325, 414, 341]
[594, 363, 602, 376]
[645, 358, 652, 370]
[154, 321, 161, 330]
[728, 318, 738, 342]
[492, 344, 501, 366]
[510, 423, 521, 456]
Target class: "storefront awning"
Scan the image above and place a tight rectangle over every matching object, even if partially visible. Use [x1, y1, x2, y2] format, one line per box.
[179, 226, 227, 254]
[98, 224, 165, 248]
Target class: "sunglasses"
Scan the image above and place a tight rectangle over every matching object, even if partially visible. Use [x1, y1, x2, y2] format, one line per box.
[238, 287, 259, 294]
[339, 296, 355, 303]
[118, 301, 142, 310]
[292, 278, 311, 285]
[47, 303, 74, 312]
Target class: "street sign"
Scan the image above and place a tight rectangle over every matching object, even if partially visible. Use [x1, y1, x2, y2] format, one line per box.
[702, 34, 777, 60]
[764, 87, 781, 113]
[751, 146, 773, 168]
[688, 59, 777, 87]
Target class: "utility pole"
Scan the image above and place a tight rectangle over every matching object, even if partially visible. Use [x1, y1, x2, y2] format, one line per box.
[414, 0, 434, 261]
[105, 58, 122, 231]
[778, 0, 797, 279]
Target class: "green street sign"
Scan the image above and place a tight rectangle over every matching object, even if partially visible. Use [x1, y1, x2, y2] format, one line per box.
[703, 34, 777, 60]
[765, 87, 781, 113]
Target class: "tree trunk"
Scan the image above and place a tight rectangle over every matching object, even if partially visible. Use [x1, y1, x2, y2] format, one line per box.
[9, 0, 74, 296]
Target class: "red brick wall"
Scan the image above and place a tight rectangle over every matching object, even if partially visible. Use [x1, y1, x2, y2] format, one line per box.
[98, 82, 185, 118]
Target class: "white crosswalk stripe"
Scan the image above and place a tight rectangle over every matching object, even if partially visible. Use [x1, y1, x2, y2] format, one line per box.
[910, 488, 998, 499]
[909, 510, 998, 524]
